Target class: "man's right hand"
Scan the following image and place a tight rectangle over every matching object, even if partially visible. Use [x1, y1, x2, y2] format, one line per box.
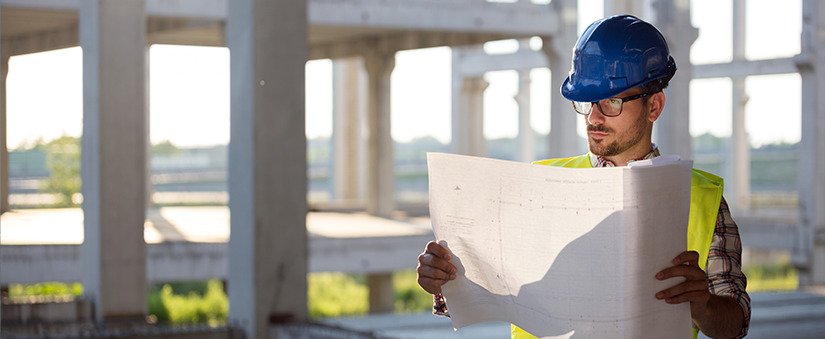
[416, 240, 457, 294]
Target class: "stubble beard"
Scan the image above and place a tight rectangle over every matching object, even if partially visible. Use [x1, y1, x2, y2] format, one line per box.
[587, 110, 649, 157]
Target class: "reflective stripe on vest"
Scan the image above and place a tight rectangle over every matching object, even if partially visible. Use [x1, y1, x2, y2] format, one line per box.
[512, 154, 723, 339]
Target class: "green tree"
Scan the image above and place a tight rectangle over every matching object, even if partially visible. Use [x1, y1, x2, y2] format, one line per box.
[41, 135, 81, 207]
[153, 139, 181, 156]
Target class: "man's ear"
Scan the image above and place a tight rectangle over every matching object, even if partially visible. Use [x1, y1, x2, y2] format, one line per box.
[647, 92, 665, 122]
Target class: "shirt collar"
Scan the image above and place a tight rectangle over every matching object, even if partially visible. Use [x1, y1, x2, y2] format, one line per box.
[589, 144, 660, 168]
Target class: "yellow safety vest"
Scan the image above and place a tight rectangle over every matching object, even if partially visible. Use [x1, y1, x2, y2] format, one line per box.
[512, 154, 723, 339]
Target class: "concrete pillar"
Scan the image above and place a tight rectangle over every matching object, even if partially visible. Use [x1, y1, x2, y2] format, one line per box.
[456, 76, 489, 157]
[226, 0, 309, 337]
[363, 45, 395, 218]
[451, 45, 485, 157]
[516, 69, 534, 162]
[794, 0, 825, 285]
[1, 54, 8, 214]
[652, 0, 696, 160]
[79, 0, 147, 322]
[332, 57, 367, 204]
[544, 0, 579, 158]
[729, 77, 750, 212]
[727, 0, 751, 212]
[368, 273, 394, 314]
[605, 0, 648, 18]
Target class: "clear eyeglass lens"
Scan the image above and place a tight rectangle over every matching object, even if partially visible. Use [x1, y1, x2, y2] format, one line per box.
[573, 102, 592, 114]
[601, 98, 622, 116]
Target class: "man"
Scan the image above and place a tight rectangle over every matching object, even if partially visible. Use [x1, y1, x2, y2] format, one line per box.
[417, 15, 750, 339]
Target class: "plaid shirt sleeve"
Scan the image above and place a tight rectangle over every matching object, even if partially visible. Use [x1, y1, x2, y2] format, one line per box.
[705, 196, 751, 338]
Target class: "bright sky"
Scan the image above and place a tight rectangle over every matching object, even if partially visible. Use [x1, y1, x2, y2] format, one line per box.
[5, 0, 802, 150]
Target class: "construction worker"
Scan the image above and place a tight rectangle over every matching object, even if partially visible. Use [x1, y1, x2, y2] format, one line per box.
[417, 15, 750, 339]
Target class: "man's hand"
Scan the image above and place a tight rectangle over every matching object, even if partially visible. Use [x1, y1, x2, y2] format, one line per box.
[656, 251, 744, 338]
[416, 241, 457, 294]
[655, 250, 710, 315]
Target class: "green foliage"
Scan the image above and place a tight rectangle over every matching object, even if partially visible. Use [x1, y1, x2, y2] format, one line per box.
[8, 282, 83, 298]
[745, 262, 799, 292]
[308, 272, 369, 318]
[148, 280, 228, 326]
[40, 135, 81, 207]
[11, 272, 432, 324]
[153, 140, 182, 156]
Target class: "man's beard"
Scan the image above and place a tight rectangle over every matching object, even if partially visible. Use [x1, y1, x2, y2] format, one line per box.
[587, 111, 649, 157]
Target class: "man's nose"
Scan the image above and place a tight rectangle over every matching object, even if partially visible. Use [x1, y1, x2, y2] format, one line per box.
[587, 105, 606, 125]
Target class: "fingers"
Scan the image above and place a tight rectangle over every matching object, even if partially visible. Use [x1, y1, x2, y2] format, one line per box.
[657, 289, 710, 305]
[656, 264, 706, 282]
[417, 270, 451, 294]
[416, 241, 457, 294]
[426, 240, 452, 261]
[655, 278, 709, 302]
[655, 251, 710, 305]
[671, 250, 700, 267]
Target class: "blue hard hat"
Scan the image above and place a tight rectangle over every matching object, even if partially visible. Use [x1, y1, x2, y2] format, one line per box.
[561, 15, 677, 103]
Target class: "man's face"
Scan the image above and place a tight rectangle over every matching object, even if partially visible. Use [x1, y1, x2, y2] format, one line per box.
[584, 88, 653, 157]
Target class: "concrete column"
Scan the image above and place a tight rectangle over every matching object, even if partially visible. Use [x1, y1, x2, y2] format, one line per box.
[367, 273, 394, 314]
[729, 78, 750, 212]
[794, 0, 825, 285]
[544, 0, 580, 158]
[652, 0, 696, 160]
[226, 0, 309, 337]
[363, 45, 395, 218]
[79, 0, 147, 321]
[1, 54, 8, 214]
[516, 69, 534, 162]
[727, 0, 751, 212]
[605, 0, 648, 18]
[451, 45, 484, 157]
[456, 76, 489, 157]
[332, 57, 367, 204]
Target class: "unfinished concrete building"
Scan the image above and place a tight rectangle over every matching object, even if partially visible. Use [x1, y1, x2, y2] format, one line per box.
[1, 0, 823, 338]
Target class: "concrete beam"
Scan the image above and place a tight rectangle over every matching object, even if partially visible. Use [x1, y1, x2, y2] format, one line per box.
[454, 49, 547, 77]
[693, 58, 799, 79]
[309, 31, 525, 61]
[1, 0, 81, 11]
[2, 0, 559, 34]
[0, 234, 434, 285]
[0, 24, 79, 58]
[309, 0, 558, 35]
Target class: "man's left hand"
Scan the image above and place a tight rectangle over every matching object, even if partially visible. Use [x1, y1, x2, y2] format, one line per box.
[654, 250, 711, 317]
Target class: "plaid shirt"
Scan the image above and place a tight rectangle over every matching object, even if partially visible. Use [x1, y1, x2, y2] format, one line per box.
[434, 146, 751, 338]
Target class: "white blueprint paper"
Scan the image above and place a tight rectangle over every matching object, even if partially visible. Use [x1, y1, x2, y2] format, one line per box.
[427, 153, 693, 339]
